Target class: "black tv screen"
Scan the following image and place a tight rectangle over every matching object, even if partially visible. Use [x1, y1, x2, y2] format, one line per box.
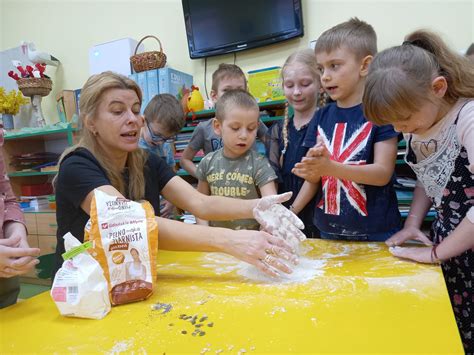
[182, 0, 304, 59]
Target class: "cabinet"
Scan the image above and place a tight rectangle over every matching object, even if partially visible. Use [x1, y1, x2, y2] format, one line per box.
[174, 99, 287, 177]
[22, 212, 57, 285]
[3, 124, 77, 284]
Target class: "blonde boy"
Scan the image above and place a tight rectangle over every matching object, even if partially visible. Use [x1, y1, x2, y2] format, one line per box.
[293, 18, 401, 241]
[180, 64, 267, 177]
[195, 90, 277, 230]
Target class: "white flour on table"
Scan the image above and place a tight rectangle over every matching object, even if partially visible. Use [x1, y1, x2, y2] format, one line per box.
[202, 254, 326, 284]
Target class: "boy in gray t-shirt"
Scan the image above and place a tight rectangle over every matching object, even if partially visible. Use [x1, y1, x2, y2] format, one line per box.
[195, 90, 277, 230]
[180, 63, 267, 178]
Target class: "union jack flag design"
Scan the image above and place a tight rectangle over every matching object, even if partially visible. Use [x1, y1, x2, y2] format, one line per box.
[317, 122, 373, 216]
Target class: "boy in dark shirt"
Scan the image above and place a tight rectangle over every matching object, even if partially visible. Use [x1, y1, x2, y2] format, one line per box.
[293, 18, 401, 241]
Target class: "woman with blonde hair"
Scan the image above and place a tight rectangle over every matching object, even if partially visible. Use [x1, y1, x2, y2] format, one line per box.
[54, 71, 305, 279]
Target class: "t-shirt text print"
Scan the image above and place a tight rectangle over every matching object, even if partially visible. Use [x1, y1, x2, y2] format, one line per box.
[207, 171, 256, 197]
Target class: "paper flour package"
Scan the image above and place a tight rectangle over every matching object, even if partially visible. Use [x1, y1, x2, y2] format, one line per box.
[85, 189, 158, 306]
[51, 233, 111, 319]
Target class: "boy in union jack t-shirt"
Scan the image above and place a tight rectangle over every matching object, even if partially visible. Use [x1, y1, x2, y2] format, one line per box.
[292, 18, 401, 241]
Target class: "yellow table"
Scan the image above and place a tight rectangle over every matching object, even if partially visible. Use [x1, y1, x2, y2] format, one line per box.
[0, 240, 463, 353]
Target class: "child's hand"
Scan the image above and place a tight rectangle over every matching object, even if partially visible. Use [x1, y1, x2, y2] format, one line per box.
[160, 200, 175, 218]
[0, 235, 40, 278]
[253, 192, 306, 252]
[389, 246, 434, 264]
[385, 226, 433, 247]
[292, 137, 331, 183]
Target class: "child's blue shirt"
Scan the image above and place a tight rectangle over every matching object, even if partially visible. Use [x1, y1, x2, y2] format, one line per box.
[302, 103, 401, 240]
[266, 115, 319, 237]
[139, 137, 175, 168]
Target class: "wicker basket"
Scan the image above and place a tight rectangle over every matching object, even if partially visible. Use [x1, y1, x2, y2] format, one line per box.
[130, 35, 167, 73]
[17, 77, 52, 97]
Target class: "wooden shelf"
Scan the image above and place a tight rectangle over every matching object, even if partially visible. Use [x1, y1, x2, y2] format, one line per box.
[174, 156, 202, 163]
[257, 99, 287, 109]
[400, 210, 436, 221]
[260, 115, 284, 123]
[180, 126, 196, 132]
[182, 115, 284, 132]
[5, 123, 77, 146]
[3, 122, 77, 197]
[395, 189, 413, 204]
[8, 171, 58, 177]
[185, 99, 287, 120]
[186, 108, 215, 119]
[177, 170, 190, 176]
[23, 209, 56, 214]
[5, 121, 60, 282]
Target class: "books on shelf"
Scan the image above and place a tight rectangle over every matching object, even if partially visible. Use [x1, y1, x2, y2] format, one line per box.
[174, 150, 203, 160]
[183, 117, 211, 128]
[10, 152, 60, 172]
[399, 209, 437, 219]
[395, 177, 416, 189]
[129, 67, 193, 112]
[176, 132, 193, 141]
[19, 194, 52, 212]
[40, 164, 59, 172]
[395, 189, 437, 220]
[395, 189, 414, 203]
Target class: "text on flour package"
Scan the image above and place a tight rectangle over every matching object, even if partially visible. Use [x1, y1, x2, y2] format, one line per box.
[85, 189, 158, 305]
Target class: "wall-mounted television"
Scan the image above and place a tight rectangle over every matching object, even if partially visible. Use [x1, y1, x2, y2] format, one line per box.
[182, 0, 304, 59]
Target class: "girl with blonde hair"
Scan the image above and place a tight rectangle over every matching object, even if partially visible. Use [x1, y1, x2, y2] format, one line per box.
[266, 49, 324, 237]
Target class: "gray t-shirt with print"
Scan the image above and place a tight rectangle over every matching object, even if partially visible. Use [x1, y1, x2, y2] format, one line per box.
[188, 118, 268, 155]
[195, 149, 277, 230]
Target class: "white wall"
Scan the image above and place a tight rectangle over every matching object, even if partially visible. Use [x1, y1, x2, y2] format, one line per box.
[1, 0, 472, 125]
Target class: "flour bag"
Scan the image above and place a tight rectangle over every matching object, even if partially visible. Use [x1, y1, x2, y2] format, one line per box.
[51, 232, 111, 319]
[85, 189, 158, 305]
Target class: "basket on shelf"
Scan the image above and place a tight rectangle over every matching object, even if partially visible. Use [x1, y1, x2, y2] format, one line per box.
[17, 77, 52, 97]
[130, 35, 167, 73]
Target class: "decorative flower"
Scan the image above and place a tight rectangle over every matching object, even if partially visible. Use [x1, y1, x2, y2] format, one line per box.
[453, 294, 463, 305]
[0, 88, 29, 115]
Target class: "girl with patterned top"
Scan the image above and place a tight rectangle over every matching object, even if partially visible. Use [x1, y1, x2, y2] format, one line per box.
[266, 49, 324, 238]
[363, 30, 474, 353]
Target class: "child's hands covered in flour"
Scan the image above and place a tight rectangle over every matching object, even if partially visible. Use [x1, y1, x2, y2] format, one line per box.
[253, 192, 306, 252]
